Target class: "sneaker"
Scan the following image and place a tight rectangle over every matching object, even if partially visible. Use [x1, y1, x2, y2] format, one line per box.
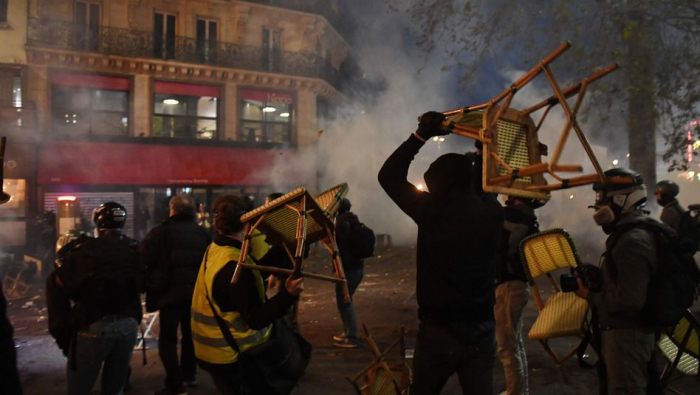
[154, 386, 187, 395]
[332, 333, 347, 342]
[334, 337, 359, 349]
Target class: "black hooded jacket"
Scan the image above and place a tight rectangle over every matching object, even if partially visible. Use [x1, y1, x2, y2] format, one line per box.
[378, 134, 504, 324]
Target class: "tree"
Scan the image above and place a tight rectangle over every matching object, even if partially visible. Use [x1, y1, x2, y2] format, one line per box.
[388, 0, 700, 196]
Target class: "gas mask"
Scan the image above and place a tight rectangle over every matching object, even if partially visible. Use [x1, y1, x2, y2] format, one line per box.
[592, 204, 615, 226]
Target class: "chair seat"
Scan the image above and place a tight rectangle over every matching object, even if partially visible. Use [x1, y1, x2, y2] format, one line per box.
[658, 334, 699, 376]
[529, 292, 588, 340]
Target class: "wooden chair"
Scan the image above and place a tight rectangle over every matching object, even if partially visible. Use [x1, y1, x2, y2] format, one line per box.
[519, 228, 590, 376]
[657, 310, 700, 393]
[347, 325, 412, 395]
[441, 42, 625, 200]
[231, 183, 351, 302]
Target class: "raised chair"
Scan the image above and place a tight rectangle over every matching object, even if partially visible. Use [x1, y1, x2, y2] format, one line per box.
[519, 228, 590, 377]
[346, 325, 412, 395]
[657, 310, 700, 393]
[231, 183, 351, 302]
[441, 42, 623, 200]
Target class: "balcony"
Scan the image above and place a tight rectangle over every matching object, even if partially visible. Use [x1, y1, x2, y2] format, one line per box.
[27, 18, 341, 90]
[0, 101, 37, 136]
[242, 0, 345, 34]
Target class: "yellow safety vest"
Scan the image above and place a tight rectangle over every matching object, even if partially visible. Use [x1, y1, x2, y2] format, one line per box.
[191, 242, 272, 364]
[249, 229, 271, 262]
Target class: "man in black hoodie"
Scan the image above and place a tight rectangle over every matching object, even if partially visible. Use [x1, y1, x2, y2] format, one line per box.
[378, 111, 505, 394]
[140, 195, 211, 395]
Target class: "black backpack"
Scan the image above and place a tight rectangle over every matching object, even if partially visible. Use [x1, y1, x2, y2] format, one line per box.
[674, 204, 700, 254]
[607, 220, 700, 327]
[348, 222, 376, 260]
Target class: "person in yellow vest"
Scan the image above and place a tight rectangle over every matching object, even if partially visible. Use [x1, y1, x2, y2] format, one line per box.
[196, 203, 211, 230]
[190, 194, 303, 394]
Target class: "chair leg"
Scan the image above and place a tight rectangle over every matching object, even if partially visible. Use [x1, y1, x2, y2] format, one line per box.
[539, 339, 567, 381]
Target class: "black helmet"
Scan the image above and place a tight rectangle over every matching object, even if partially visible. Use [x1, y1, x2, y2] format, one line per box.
[93, 202, 127, 230]
[592, 168, 647, 211]
[655, 180, 679, 206]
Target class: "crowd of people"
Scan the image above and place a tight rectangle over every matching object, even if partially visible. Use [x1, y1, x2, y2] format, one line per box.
[0, 110, 697, 395]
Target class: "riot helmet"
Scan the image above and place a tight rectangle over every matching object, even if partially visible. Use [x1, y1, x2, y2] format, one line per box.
[590, 168, 646, 230]
[655, 180, 679, 207]
[93, 202, 127, 230]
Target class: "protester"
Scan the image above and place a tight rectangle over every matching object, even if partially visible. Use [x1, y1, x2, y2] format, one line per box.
[495, 196, 545, 395]
[378, 111, 504, 394]
[655, 180, 683, 231]
[140, 195, 211, 395]
[576, 168, 660, 394]
[190, 194, 303, 394]
[332, 198, 366, 349]
[47, 202, 143, 395]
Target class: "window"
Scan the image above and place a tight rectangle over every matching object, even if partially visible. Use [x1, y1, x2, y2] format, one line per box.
[240, 89, 293, 143]
[0, 0, 8, 24]
[262, 28, 281, 72]
[74, 2, 100, 51]
[51, 72, 130, 136]
[154, 12, 176, 59]
[196, 19, 218, 64]
[153, 81, 219, 139]
[0, 179, 26, 218]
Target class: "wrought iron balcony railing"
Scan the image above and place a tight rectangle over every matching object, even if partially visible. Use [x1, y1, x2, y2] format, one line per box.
[27, 18, 341, 90]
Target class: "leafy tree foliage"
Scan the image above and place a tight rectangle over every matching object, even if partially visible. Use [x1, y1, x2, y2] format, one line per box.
[388, 0, 700, 189]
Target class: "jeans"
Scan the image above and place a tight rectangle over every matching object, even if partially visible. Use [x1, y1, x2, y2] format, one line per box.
[67, 316, 138, 395]
[601, 328, 655, 395]
[335, 266, 363, 338]
[412, 319, 496, 395]
[494, 281, 529, 395]
[159, 305, 196, 389]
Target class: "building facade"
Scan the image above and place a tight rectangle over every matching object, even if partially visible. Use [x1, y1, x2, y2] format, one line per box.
[1, 0, 352, 250]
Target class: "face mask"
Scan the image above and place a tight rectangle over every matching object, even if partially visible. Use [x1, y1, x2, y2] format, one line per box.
[592, 205, 616, 226]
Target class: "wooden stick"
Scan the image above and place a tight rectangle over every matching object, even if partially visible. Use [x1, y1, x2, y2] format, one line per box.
[520, 63, 619, 116]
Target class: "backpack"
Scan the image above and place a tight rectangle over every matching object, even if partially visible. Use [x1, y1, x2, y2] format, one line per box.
[347, 222, 376, 260]
[607, 220, 700, 327]
[674, 204, 700, 254]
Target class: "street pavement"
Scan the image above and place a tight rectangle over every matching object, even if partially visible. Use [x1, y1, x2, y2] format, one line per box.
[9, 245, 698, 394]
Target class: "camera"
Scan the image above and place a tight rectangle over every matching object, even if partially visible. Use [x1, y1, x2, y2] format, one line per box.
[560, 263, 602, 293]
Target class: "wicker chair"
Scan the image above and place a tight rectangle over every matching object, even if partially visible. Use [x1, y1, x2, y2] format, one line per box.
[657, 310, 700, 393]
[347, 326, 412, 395]
[519, 228, 590, 376]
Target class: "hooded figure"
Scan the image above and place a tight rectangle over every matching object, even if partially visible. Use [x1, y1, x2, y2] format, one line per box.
[378, 111, 504, 395]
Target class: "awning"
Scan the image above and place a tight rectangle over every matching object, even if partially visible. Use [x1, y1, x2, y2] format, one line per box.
[38, 141, 302, 186]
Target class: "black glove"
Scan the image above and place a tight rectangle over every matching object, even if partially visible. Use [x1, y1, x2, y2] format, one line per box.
[416, 111, 450, 140]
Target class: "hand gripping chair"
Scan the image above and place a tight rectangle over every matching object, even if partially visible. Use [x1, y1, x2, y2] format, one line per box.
[231, 183, 351, 302]
[657, 309, 700, 393]
[346, 325, 412, 395]
[440, 42, 628, 200]
[519, 228, 590, 377]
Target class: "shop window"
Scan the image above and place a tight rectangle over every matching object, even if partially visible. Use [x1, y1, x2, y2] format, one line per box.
[153, 81, 219, 140]
[240, 89, 293, 143]
[0, 0, 8, 24]
[51, 72, 130, 137]
[0, 179, 26, 218]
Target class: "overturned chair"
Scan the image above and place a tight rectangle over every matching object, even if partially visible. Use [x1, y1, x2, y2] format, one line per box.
[347, 325, 412, 395]
[519, 228, 590, 377]
[231, 183, 351, 301]
[657, 309, 700, 393]
[441, 42, 624, 200]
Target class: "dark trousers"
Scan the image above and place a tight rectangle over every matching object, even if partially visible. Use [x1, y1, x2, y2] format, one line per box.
[412, 319, 496, 395]
[159, 305, 196, 389]
[208, 364, 243, 395]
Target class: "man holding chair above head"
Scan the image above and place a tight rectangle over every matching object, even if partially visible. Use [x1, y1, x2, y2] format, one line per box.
[378, 111, 504, 395]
